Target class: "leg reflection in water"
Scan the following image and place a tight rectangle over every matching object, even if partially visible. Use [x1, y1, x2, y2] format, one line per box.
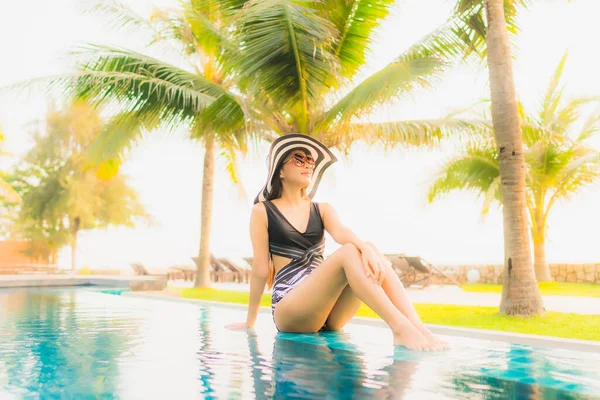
[245, 330, 421, 399]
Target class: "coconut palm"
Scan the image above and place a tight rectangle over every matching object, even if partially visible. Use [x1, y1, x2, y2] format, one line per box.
[66, 0, 252, 286]
[428, 54, 600, 284]
[427, 0, 542, 315]
[44, 0, 494, 287]
[486, 0, 541, 315]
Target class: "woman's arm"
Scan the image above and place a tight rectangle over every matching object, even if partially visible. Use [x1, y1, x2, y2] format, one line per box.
[226, 203, 270, 330]
[319, 202, 370, 252]
[246, 203, 271, 327]
[319, 202, 389, 284]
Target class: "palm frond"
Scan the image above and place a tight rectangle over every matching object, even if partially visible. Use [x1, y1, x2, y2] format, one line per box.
[182, 2, 236, 54]
[427, 142, 499, 204]
[69, 45, 228, 112]
[448, 0, 535, 59]
[196, 93, 247, 138]
[322, 118, 490, 150]
[88, 0, 157, 33]
[526, 142, 569, 189]
[309, 0, 395, 79]
[481, 175, 501, 216]
[399, 4, 486, 63]
[553, 96, 600, 135]
[521, 123, 570, 148]
[540, 52, 568, 125]
[13, 45, 245, 140]
[545, 151, 600, 214]
[406, 0, 533, 64]
[148, 5, 234, 62]
[218, 146, 247, 201]
[317, 56, 444, 131]
[83, 111, 149, 164]
[232, 0, 340, 133]
[577, 105, 600, 142]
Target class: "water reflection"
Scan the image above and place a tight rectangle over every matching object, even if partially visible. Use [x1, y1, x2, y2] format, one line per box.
[452, 346, 595, 400]
[1, 289, 598, 399]
[244, 330, 421, 399]
[0, 288, 137, 398]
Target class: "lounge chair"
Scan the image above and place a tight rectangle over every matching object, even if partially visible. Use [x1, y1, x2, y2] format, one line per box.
[219, 257, 252, 283]
[189, 254, 236, 282]
[130, 263, 173, 280]
[384, 254, 461, 289]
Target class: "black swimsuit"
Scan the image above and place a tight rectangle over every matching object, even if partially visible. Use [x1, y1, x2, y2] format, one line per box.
[263, 200, 325, 314]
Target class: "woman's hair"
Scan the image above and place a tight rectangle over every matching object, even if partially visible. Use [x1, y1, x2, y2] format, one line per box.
[264, 147, 310, 288]
[265, 148, 310, 202]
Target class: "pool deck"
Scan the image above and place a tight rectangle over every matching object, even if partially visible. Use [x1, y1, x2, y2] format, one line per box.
[0, 274, 167, 291]
[126, 291, 600, 354]
[191, 282, 600, 316]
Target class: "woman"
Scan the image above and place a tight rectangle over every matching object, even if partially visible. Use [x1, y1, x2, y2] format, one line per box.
[227, 134, 447, 351]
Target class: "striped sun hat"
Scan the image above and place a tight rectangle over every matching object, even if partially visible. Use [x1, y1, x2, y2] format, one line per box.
[254, 134, 338, 204]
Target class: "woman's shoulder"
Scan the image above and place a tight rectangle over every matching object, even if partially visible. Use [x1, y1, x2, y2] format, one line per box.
[250, 202, 269, 229]
[252, 201, 268, 213]
[313, 201, 333, 218]
[251, 202, 269, 221]
[313, 201, 331, 210]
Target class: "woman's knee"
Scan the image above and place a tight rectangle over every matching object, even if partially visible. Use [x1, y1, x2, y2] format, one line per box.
[339, 243, 360, 260]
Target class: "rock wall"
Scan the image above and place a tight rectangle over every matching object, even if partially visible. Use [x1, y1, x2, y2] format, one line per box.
[432, 263, 600, 284]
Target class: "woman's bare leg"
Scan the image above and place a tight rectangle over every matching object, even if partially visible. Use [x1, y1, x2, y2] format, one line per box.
[322, 284, 362, 331]
[318, 243, 447, 349]
[366, 243, 449, 348]
[273, 243, 434, 350]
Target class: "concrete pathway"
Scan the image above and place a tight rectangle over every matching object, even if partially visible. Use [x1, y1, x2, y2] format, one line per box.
[169, 281, 600, 315]
[0, 274, 167, 291]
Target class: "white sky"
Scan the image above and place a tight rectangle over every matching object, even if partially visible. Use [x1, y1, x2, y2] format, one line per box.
[1, 0, 600, 269]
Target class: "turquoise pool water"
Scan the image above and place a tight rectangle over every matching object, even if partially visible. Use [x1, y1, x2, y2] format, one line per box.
[0, 287, 598, 399]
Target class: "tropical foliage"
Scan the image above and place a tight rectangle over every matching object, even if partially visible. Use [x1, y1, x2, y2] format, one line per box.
[0, 127, 20, 205]
[1, 101, 148, 268]
[38, 0, 494, 286]
[428, 54, 600, 282]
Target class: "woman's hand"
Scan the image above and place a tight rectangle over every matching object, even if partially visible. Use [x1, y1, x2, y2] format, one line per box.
[360, 245, 386, 285]
[225, 322, 253, 331]
[368, 242, 392, 273]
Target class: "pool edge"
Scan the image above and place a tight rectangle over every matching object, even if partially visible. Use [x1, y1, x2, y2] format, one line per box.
[121, 292, 600, 353]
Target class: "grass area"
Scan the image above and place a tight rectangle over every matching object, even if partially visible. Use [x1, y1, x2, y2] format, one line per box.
[179, 288, 600, 342]
[462, 282, 600, 297]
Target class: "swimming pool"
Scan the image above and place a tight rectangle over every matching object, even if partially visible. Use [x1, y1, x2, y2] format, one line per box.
[0, 287, 598, 399]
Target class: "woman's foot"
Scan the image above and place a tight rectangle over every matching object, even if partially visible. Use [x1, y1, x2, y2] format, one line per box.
[416, 325, 449, 351]
[393, 326, 436, 351]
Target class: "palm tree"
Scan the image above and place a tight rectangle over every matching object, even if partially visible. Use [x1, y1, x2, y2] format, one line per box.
[66, 1, 251, 287]
[47, 0, 491, 287]
[419, 0, 548, 314]
[428, 54, 600, 282]
[223, 0, 491, 146]
[480, 0, 543, 315]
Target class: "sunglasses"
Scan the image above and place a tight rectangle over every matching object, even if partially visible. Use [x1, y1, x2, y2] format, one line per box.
[285, 152, 316, 170]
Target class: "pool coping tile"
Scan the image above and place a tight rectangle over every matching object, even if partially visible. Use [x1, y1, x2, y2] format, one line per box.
[122, 292, 600, 354]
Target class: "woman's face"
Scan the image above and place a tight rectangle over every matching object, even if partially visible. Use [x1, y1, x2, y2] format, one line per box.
[280, 150, 315, 186]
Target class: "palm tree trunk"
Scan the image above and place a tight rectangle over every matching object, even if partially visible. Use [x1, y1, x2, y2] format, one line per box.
[484, 0, 543, 315]
[70, 217, 80, 271]
[529, 196, 551, 281]
[194, 134, 215, 288]
[533, 240, 550, 281]
[532, 208, 551, 281]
